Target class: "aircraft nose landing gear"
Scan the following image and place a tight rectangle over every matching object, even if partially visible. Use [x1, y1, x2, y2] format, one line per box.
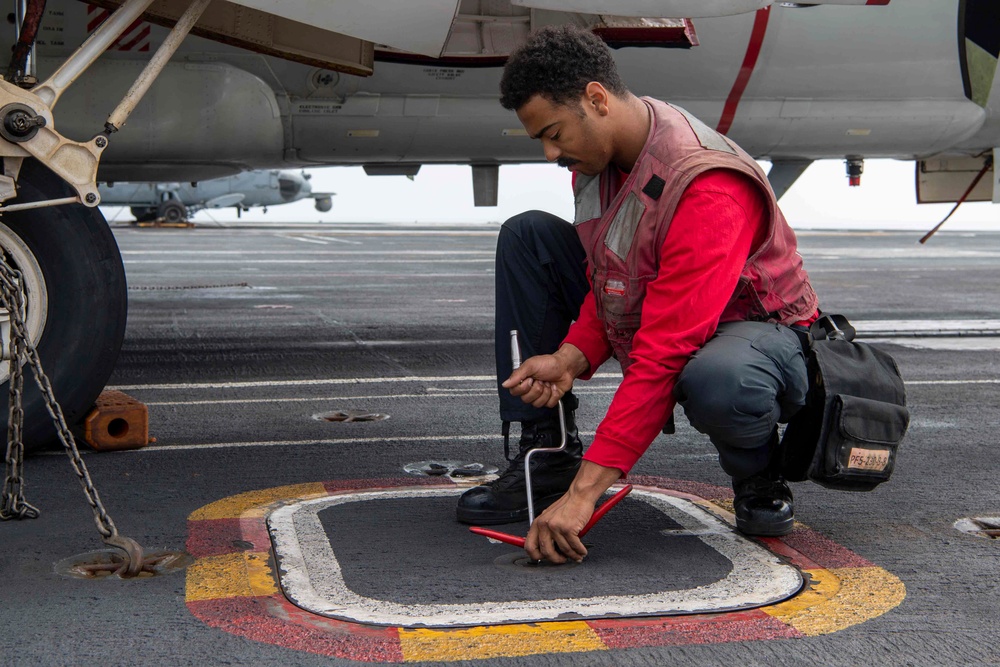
[157, 199, 188, 224]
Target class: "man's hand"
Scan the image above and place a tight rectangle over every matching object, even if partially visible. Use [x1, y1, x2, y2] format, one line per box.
[525, 492, 593, 563]
[502, 344, 589, 409]
[525, 461, 622, 564]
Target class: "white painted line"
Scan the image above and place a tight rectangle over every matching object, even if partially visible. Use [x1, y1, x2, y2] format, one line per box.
[122, 259, 492, 265]
[142, 386, 621, 407]
[857, 319, 1000, 332]
[906, 379, 1000, 385]
[120, 250, 492, 255]
[109, 374, 494, 391]
[802, 247, 1000, 259]
[424, 384, 622, 394]
[109, 372, 623, 392]
[140, 433, 533, 452]
[142, 392, 497, 406]
[285, 236, 329, 245]
[40, 433, 528, 456]
[314, 237, 362, 245]
[869, 339, 1000, 351]
[267, 486, 802, 627]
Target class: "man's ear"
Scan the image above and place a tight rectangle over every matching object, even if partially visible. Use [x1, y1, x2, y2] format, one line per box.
[584, 82, 610, 116]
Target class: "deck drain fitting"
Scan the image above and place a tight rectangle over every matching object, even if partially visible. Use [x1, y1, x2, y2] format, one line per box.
[954, 516, 1000, 539]
[403, 460, 499, 478]
[55, 549, 194, 580]
[492, 551, 581, 573]
[313, 410, 389, 423]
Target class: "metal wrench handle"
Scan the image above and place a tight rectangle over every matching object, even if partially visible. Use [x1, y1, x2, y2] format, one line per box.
[509, 330, 568, 525]
[525, 401, 567, 525]
[509, 329, 522, 371]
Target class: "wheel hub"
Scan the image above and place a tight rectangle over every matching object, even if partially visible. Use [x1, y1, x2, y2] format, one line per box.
[0, 222, 49, 382]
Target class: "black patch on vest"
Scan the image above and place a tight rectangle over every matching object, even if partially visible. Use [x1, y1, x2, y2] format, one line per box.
[642, 175, 666, 200]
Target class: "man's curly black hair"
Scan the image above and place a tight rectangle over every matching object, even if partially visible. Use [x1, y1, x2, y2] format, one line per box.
[500, 25, 628, 111]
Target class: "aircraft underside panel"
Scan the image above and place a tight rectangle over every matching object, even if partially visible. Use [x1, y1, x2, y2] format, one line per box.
[55, 90, 989, 178]
[49, 58, 285, 181]
[286, 95, 985, 165]
[916, 153, 997, 204]
[218, 0, 461, 58]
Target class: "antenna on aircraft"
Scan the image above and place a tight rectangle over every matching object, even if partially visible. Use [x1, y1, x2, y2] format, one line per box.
[845, 157, 864, 187]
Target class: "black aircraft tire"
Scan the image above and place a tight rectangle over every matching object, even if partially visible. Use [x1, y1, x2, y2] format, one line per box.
[158, 200, 186, 223]
[0, 159, 128, 453]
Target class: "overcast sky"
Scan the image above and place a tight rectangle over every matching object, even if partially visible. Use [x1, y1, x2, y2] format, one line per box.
[102, 158, 998, 234]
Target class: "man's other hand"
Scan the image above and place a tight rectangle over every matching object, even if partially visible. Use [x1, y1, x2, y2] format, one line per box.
[502, 344, 589, 409]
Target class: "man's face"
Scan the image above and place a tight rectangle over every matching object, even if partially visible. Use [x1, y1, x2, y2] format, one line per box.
[516, 93, 613, 176]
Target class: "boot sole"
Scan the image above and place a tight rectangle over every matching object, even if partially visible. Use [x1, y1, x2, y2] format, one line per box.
[456, 492, 564, 526]
[735, 515, 794, 537]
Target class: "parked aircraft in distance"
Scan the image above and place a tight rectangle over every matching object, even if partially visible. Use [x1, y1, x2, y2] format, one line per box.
[0, 0, 998, 449]
[98, 169, 334, 223]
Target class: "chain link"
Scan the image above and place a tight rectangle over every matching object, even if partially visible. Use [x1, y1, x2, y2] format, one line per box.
[0, 255, 144, 575]
[1, 264, 37, 521]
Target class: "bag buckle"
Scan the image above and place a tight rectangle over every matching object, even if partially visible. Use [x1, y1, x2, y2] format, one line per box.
[809, 313, 857, 342]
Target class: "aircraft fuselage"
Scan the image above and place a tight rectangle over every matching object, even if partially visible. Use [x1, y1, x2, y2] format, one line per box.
[4, 0, 996, 183]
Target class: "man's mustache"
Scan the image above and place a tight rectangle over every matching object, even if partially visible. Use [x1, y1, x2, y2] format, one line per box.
[557, 157, 580, 168]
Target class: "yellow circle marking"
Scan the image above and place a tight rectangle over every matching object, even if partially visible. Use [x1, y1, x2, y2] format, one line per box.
[185, 481, 907, 662]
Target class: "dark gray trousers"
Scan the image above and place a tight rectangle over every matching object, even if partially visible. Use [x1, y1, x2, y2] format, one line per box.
[674, 321, 809, 480]
[494, 211, 809, 480]
[495, 211, 589, 423]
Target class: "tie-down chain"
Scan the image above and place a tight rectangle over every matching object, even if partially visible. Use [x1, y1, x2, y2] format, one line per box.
[0, 256, 147, 577]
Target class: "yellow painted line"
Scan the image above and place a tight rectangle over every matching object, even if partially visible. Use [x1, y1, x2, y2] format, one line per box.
[764, 567, 905, 636]
[398, 622, 607, 662]
[188, 482, 328, 520]
[186, 552, 279, 602]
[186, 479, 908, 662]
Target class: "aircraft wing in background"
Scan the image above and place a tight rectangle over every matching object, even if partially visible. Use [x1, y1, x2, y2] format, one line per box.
[98, 170, 335, 222]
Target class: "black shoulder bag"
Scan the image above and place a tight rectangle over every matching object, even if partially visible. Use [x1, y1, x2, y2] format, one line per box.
[781, 314, 910, 492]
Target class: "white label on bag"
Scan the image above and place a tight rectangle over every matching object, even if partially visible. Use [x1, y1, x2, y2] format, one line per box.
[847, 448, 890, 472]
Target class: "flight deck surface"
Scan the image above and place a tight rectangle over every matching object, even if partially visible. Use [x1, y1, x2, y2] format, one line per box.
[1, 223, 997, 666]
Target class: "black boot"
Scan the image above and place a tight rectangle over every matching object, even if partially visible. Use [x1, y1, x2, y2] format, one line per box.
[732, 472, 794, 536]
[456, 396, 583, 525]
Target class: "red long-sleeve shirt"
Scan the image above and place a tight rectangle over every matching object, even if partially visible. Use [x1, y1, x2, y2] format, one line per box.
[563, 169, 768, 475]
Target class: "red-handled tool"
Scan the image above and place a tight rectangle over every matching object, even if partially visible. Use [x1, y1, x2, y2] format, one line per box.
[468, 527, 526, 548]
[581, 484, 632, 535]
[469, 484, 633, 549]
